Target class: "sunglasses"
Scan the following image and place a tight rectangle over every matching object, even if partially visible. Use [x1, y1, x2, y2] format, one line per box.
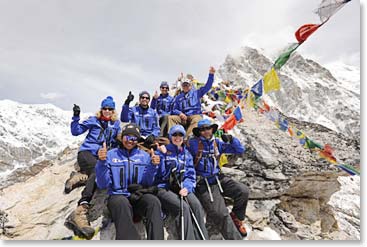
[161, 87, 169, 90]
[125, 135, 138, 142]
[182, 83, 190, 87]
[172, 132, 184, 137]
[102, 107, 114, 111]
[140, 96, 150, 100]
[199, 126, 212, 132]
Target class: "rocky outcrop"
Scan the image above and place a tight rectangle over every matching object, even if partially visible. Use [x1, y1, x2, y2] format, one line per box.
[218, 47, 360, 138]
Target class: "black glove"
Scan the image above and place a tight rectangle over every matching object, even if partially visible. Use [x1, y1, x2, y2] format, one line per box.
[145, 134, 155, 146]
[124, 91, 134, 105]
[221, 133, 233, 143]
[73, 104, 80, 117]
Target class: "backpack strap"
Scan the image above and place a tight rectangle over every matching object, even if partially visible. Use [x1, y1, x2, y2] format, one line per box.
[194, 138, 204, 167]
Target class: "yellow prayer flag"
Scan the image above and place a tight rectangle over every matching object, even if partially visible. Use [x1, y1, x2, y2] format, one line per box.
[246, 91, 256, 109]
[263, 68, 281, 94]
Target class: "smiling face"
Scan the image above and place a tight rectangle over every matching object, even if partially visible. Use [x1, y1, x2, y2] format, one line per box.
[171, 132, 184, 147]
[139, 94, 150, 108]
[101, 107, 114, 118]
[181, 82, 191, 93]
[160, 86, 169, 95]
[199, 126, 213, 139]
[122, 135, 138, 150]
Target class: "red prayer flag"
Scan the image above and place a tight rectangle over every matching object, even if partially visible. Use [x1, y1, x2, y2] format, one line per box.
[295, 24, 321, 43]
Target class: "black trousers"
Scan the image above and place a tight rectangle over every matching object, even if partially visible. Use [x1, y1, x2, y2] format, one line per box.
[77, 151, 98, 205]
[157, 188, 209, 240]
[195, 175, 249, 240]
[108, 194, 164, 240]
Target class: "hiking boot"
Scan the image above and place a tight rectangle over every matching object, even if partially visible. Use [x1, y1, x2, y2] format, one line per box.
[230, 212, 248, 237]
[64, 204, 95, 240]
[64, 171, 88, 194]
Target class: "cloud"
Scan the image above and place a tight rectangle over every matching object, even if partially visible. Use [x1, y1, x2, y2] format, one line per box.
[40, 92, 65, 100]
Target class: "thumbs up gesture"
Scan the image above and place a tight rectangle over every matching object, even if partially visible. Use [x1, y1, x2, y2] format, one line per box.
[124, 91, 134, 105]
[98, 142, 107, 160]
[151, 148, 160, 165]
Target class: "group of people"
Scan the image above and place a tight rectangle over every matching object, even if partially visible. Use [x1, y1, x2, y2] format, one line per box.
[64, 67, 250, 240]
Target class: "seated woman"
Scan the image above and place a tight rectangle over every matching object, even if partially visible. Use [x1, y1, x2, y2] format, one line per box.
[154, 124, 209, 240]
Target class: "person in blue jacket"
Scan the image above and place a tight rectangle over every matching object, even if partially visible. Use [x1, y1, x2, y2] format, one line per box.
[96, 123, 164, 240]
[168, 67, 216, 137]
[187, 119, 250, 240]
[154, 125, 209, 240]
[150, 81, 174, 137]
[121, 90, 160, 148]
[65, 96, 121, 240]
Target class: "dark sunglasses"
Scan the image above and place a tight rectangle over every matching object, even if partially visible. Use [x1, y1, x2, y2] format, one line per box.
[172, 132, 184, 137]
[161, 87, 169, 90]
[125, 135, 138, 142]
[199, 126, 212, 132]
[140, 96, 150, 100]
[102, 107, 114, 111]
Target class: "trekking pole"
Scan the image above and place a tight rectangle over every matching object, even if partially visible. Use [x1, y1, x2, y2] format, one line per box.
[172, 167, 185, 240]
[180, 168, 185, 240]
[183, 197, 207, 240]
[204, 177, 214, 202]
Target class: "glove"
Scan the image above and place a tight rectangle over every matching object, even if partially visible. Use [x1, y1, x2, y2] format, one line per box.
[221, 133, 233, 143]
[145, 134, 155, 146]
[124, 91, 134, 105]
[73, 104, 80, 117]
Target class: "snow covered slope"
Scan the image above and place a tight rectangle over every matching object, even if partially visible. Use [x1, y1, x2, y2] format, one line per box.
[0, 100, 88, 181]
[218, 46, 360, 138]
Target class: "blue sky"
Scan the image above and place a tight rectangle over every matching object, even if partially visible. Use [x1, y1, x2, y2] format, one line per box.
[0, 0, 360, 112]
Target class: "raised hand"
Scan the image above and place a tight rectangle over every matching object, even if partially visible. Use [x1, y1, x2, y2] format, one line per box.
[98, 142, 107, 160]
[209, 66, 216, 74]
[153, 90, 159, 99]
[73, 104, 80, 117]
[124, 91, 134, 105]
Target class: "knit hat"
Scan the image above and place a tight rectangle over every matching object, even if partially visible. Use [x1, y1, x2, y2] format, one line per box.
[139, 91, 150, 98]
[160, 81, 169, 89]
[101, 96, 115, 109]
[121, 123, 141, 138]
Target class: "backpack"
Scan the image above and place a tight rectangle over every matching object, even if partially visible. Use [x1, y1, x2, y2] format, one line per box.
[187, 137, 220, 167]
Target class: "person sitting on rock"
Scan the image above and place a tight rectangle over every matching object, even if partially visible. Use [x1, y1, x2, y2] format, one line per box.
[95, 123, 164, 240]
[168, 67, 216, 137]
[154, 124, 209, 240]
[65, 96, 121, 239]
[187, 119, 249, 240]
[150, 81, 174, 137]
[121, 91, 161, 149]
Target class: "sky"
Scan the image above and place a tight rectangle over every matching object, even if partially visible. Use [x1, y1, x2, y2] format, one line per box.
[0, 0, 361, 113]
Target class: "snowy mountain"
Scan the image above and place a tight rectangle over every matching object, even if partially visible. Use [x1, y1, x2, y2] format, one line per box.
[0, 100, 88, 186]
[217, 46, 360, 139]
